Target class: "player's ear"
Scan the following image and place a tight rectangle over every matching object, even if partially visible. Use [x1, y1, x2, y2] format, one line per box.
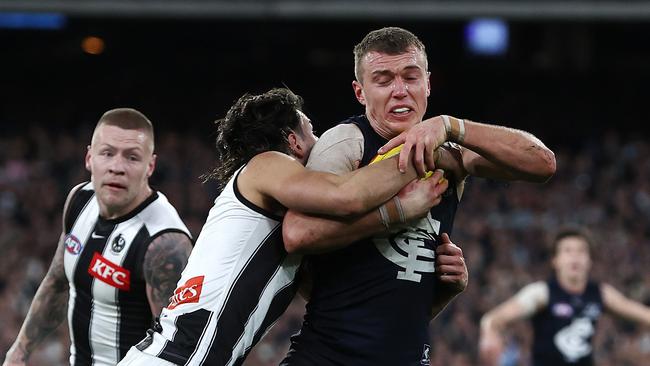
[147, 154, 157, 178]
[353, 80, 366, 105]
[85, 145, 92, 172]
[287, 132, 302, 158]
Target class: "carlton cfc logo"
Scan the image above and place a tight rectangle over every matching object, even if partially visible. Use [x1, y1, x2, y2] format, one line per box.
[168, 276, 204, 310]
[64, 234, 83, 255]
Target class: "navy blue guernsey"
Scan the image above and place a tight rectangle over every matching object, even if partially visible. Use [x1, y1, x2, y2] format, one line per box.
[283, 115, 460, 366]
[531, 278, 603, 366]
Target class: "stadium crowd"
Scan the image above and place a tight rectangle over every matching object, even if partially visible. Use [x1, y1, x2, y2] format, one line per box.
[1, 126, 649, 365]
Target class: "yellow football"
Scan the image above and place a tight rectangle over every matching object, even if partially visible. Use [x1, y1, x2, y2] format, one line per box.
[370, 144, 439, 180]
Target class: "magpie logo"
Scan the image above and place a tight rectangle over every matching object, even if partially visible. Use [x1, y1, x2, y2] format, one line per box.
[111, 234, 126, 254]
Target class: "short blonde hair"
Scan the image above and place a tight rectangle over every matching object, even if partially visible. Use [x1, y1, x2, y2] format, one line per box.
[93, 108, 154, 151]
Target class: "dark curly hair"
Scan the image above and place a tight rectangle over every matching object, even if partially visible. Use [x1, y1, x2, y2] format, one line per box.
[205, 88, 304, 191]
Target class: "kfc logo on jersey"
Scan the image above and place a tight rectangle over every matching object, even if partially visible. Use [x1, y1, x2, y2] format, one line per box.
[88, 252, 131, 291]
[64, 234, 83, 255]
[168, 276, 204, 310]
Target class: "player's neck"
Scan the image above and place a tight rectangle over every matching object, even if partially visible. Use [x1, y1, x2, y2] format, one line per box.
[100, 185, 153, 220]
[558, 274, 587, 294]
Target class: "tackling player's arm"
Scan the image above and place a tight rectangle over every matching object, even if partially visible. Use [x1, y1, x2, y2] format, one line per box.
[241, 149, 417, 218]
[601, 283, 650, 327]
[143, 232, 193, 316]
[478, 281, 548, 366]
[380, 115, 556, 182]
[284, 172, 448, 254]
[3, 183, 85, 366]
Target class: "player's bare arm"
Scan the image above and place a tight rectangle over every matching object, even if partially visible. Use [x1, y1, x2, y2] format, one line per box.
[478, 281, 548, 366]
[283, 171, 449, 254]
[601, 283, 650, 327]
[478, 297, 529, 366]
[3, 182, 85, 366]
[380, 115, 556, 182]
[239, 150, 417, 217]
[3, 233, 69, 366]
[143, 232, 193, 316]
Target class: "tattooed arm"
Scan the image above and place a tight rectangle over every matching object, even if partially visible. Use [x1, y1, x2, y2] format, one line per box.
[2, 182, 85, 366]
[143, 232, 192, 316]
[3, 233, 69, 366]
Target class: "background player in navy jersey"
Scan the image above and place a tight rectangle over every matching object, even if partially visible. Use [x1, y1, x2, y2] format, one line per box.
[280, 27, 557, 365]
[3, 108, 193, 366]
[479, 227, 650, 366]
[118, 88, 450, 366]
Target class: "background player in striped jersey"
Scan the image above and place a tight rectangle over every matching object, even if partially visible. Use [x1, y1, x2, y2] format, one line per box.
[280, 27, 556, 365]
[479, 227, 650, 366]
[118, 87, 451, 366]
[3, 108, 193, 366]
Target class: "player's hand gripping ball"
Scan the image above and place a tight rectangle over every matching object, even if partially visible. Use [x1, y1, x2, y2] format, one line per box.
[371, 144, 443, 182]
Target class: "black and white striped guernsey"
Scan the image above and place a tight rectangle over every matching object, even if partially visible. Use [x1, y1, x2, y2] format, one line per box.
[62, 182, 191, 366]
[138, 166, 301, 366]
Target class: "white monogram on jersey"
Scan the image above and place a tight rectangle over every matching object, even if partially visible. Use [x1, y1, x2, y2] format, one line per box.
[374, 213, 440, 282]
[554, 317, 595, 362]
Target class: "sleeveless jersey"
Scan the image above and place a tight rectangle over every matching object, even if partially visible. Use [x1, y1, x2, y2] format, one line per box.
[531, 278, 603, 366]
[63, 182, 191, 366]
[139, 167, 302, 366]
[284, 115, 460, 366]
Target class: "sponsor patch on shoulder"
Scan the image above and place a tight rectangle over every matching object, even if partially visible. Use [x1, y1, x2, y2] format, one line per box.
[168, 275, 205, 310]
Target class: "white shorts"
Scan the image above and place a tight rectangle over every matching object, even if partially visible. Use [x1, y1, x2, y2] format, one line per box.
[118, 347, 178, 366]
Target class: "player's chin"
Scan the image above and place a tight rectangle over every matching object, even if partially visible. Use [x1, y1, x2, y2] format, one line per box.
[100, 192, 128, 208]
[386, 116, 418, 130]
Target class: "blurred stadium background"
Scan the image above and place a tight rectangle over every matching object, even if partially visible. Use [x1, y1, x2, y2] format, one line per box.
[1, 1, 650, 365]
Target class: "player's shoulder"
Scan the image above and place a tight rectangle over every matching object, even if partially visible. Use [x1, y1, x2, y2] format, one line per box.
[308, 123, 364, 163]
[62, 181, 95, 232]
[248, 150, 300, 167]
[243, 151, 304, 184]
[138, 191, 191, 236]
[525, 281, 549, 292]
[69, 181, 93, 196]
[319, 123, 364, 143]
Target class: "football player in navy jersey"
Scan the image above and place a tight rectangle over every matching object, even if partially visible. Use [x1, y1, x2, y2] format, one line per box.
[281, 27, 556, 366]
[3, 108, 193, 366]
[479, 227, 650, 366]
